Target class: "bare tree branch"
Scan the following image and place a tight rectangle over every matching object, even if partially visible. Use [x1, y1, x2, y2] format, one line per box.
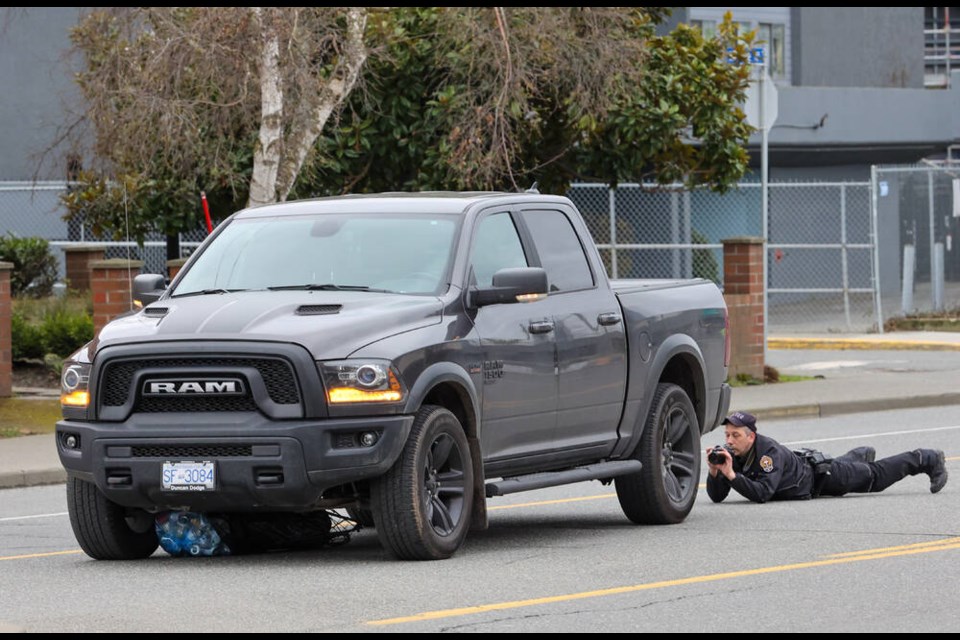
[276, 7, 367, 202]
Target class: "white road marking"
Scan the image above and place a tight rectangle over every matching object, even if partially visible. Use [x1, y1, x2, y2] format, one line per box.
[787, 360, 872, 371]
[0, 512, 68, 523]
[782, 424, 960, 446]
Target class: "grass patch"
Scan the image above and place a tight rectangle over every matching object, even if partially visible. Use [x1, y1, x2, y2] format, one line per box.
[884, 306, 960, 332]
[0, 397, 61, 438]
[727, 366, 817, 387]
[14, 291, 92, 320]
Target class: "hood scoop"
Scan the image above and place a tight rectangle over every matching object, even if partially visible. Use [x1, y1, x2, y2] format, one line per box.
[295, 304, 342, 316]
[143, 307, 169, 318]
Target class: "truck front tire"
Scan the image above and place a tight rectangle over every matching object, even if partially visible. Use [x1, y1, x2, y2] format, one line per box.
[67, 477, 159, 560]
[615, 383, 701, 525]
[371, 405, 474, 560]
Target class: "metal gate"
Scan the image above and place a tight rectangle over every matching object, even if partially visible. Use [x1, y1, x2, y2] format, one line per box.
[872, 163, 960, 326]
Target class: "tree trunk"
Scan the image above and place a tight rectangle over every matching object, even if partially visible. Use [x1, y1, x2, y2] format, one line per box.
[247, 7, 284, 208]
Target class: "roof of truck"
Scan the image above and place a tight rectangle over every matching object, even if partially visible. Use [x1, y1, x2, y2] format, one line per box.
[235, 192, 573, 218]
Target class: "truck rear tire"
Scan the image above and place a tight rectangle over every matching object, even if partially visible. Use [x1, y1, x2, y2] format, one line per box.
[67, 477, 159, 560]
[615, 383, 701, 525]
[371, 405, 474, 560]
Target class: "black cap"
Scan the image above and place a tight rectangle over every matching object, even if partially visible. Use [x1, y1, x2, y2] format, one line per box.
[722, 411, 757, 432]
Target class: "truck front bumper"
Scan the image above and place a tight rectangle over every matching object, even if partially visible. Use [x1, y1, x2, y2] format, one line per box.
[56, 412, 414, 512]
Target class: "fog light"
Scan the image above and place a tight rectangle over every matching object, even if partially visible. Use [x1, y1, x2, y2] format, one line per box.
[64, 434, 79, 449]
[359, 431, 379, 447]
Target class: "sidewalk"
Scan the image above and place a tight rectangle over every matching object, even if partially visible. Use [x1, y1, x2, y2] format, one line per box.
[743, 330, 960, 419]
[2, 331, 960, 490]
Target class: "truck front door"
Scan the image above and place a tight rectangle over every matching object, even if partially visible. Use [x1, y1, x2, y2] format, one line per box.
[468, 211, 558, 465]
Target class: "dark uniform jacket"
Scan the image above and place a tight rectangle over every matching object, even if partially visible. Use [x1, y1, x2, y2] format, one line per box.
[707, 433, 815, 503]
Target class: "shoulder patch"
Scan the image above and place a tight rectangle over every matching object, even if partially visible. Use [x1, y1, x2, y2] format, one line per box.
[760, 455, 774, 473]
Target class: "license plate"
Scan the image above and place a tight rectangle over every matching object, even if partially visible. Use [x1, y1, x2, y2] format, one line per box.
[162, 461, 216, 491]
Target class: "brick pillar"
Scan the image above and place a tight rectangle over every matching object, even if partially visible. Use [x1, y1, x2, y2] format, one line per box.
[722, 237, 765, 381]
[167, 258, 188, 280]
[91, 259, 143, 338]
[0, 262, 12, 397]
[62, 245, 105, 292]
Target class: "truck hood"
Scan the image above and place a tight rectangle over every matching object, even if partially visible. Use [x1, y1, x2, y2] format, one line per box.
[94, 290, 443, 359]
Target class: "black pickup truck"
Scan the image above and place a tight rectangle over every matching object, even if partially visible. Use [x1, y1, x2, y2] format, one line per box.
[56, 192, 730, 560]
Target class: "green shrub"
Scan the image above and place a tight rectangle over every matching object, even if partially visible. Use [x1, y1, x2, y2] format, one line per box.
[42, 308, 94, 357]
[0, 234, 59, 298]
[11, 295, 94, 361]
[11, 310, 45, 361]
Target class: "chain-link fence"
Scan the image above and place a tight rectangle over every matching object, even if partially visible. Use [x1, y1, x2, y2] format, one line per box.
[873, 163, 960, 325]
[568, 181, 879, 333]
[766, 182, 876, 333]
[9, 175, 959, 334]
[0, 181, 207, 276]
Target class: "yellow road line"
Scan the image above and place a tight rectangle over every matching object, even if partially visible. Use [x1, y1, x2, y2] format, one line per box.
[367, 539, 960, 626]
[824, 536, 960, 559]
[488, 485, 710, 511]
[0, 550, 83, 561]
[768, 338, 960, 351]
[487, 493, 616, 511]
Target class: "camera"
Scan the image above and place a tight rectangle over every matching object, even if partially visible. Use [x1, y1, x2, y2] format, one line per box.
[708, 445, 730, 465]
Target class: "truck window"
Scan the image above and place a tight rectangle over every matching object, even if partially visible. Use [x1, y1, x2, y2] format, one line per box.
[521, 210, 594, 292]
[174, 213, 459, 295]
[469, 212, 529, 287]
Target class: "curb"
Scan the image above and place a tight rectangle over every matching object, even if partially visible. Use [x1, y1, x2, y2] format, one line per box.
[746, 392, 960, 422]
[0, 468, 66, 490]
[768, 338, 960, 351]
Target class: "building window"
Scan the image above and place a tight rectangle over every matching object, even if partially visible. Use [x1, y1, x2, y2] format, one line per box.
[690, 19, 717, 40]
[757, 22, 786, 78]
[924, 7, 960, 88]
[690, 18, 752, 40]
[690, 16, 787, 80]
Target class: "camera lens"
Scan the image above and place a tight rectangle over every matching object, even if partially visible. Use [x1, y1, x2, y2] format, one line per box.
[708, 446, 727, 465]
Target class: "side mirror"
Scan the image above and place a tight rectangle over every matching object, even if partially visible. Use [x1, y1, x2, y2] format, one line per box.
[132, 273, 167, 307]
[470, 267, 548, 307]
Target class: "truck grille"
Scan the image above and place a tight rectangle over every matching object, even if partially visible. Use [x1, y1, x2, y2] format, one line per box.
[137, 396, 258, 413]
[100, 357, 301, 409]
[132, 444, 254, 458]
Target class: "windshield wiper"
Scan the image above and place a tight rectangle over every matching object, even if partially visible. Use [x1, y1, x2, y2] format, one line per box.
[172, 288, 247, 298]
[267, 283, 392, 293]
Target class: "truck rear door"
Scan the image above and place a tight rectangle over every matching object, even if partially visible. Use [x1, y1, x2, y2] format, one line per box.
[517, 207, 628, 457]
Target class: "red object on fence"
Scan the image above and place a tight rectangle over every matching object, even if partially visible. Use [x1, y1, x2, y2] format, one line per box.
[201, 191, 213, 234]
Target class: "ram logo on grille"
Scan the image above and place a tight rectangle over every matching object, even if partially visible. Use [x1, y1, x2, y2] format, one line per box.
[143, 379, 245, 396]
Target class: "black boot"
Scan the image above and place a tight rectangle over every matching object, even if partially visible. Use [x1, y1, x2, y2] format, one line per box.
[923, 449, 948, 494]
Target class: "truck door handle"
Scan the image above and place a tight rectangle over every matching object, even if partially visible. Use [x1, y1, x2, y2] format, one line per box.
[598, 313, 621, 326]
[528, 320, 555, 334]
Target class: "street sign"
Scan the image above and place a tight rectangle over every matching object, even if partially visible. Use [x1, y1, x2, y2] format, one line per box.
[743, 67, 778, 132]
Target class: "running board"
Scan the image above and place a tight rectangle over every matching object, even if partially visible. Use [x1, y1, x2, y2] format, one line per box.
[484, 460, 642, 497]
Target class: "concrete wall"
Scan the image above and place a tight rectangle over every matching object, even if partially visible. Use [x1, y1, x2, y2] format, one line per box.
[0, 8, 85, 180]
[791, 7, 923, 88]
[762, 82, 960, 150]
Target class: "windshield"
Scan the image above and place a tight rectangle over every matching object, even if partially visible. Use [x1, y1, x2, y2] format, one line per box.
[173, 212, 460, 296]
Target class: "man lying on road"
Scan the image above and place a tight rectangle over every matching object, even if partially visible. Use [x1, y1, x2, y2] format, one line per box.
[706, 411, 948, 504]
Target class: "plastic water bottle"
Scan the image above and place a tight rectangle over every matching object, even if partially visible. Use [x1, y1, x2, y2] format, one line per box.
[156, 511, 230, 557]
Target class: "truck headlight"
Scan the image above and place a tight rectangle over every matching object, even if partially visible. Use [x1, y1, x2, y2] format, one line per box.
[318, 360, 405, 404]
[61, 362, 91, 408]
